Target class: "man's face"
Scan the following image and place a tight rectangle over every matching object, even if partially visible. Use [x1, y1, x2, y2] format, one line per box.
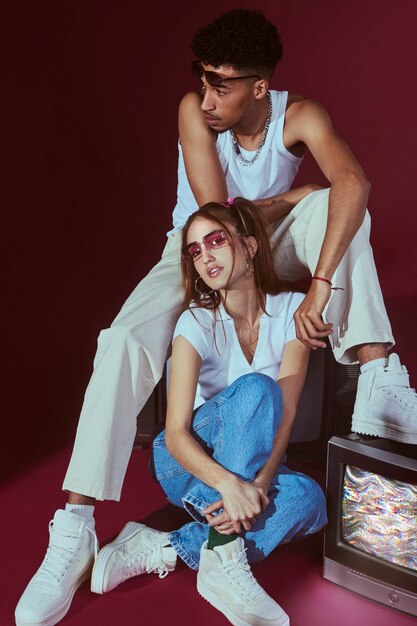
[197, 64, 260, 132]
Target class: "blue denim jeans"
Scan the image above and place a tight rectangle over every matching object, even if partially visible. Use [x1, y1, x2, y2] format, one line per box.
[152, 373, 327, 570]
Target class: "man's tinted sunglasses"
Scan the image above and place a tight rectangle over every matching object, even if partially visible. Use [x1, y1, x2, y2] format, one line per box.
[192, 60, 260, 87]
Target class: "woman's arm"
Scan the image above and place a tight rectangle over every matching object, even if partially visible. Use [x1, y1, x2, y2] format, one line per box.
[254, 338, 310, 491]
[165, 335, 230, 488]
[166, 335, 268, 532]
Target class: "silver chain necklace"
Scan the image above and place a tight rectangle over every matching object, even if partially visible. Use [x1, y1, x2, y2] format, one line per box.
[229, 92, 272, 167]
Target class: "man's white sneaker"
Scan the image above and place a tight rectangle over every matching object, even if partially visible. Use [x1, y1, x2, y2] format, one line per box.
[15, 509, 97, 626]
[90, 521, 176, 594]
[197, 538, 289, 626]
[352, 353, 417, 444]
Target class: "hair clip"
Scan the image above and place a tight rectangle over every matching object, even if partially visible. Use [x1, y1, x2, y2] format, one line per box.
[221, 197, 235, 208]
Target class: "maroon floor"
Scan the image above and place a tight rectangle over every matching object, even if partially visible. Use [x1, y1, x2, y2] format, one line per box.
[3, 447, 416, 626]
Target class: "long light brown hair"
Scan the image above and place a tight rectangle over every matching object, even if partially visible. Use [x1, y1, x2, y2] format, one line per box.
[181, 197, 290, 314]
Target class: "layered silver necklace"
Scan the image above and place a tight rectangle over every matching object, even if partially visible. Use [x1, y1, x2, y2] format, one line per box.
[230, 91, 272, 167]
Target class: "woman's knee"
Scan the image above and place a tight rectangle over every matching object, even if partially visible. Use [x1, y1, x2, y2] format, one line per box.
[232, 373, 281, 405]
[218, 373, 282, 432]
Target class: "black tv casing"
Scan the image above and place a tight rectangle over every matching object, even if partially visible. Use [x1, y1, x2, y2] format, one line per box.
[287, 347, 359, 460]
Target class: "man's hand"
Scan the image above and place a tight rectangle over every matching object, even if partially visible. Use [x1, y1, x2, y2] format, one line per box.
[202, 476, 269, 534]
[294, 279, 333, 348]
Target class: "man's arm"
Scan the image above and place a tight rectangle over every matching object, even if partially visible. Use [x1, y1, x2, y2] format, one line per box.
[254, 183, 325, 222]
[178, 93, 227, 205]
[281, 99, 371, 348]
[179, 93, 370, 348]
[179, 92, 317, 213]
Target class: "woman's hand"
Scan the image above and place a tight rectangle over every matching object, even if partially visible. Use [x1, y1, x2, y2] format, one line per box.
[203, 508, 236, 535]
[252, 473, 272, 502]
[202, 475, 269, 534]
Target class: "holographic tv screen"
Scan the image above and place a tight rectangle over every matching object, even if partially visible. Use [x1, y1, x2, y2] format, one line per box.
[342, 465, 417, 572]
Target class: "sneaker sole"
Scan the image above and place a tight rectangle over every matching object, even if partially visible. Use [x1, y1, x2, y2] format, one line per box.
[197, 576, 290, 626]
[352, 413, 417, 444]
[15, 560, 93, 626]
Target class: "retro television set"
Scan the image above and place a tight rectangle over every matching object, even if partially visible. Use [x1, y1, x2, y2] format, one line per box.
[324, 434, 417, 617]
[136, 344, 360, 459]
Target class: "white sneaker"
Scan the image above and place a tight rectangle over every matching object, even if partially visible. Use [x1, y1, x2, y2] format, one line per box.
[15, 510, 97, 626]
[90, 522, 177, 594]
[197, 538, 289, 626]
[352, 353, 417, 444]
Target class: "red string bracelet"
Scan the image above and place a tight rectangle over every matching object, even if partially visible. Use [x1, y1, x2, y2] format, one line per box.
[312, 276, 344, 291]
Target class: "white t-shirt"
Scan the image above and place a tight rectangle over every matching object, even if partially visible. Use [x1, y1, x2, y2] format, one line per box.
[173, 291, 304, 408]
[169, 90, 303, 235]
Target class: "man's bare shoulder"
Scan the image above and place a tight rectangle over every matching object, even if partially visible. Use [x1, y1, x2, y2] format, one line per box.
[286, 93, 329, 119]
[286, 93, 325, 113]
[283, 94, 333, 154]
[286, 93, 307, 108]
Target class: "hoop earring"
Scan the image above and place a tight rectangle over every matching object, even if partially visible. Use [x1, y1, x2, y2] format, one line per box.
[195, 275, 214, 295]
[246, 258, 254, 279]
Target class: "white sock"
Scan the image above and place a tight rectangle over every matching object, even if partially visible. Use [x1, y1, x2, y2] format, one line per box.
[360, 358, 387, 375]
[65, 503, 95, 520]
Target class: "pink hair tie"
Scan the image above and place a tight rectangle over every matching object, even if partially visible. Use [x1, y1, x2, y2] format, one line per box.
[221, 197, 235, 208]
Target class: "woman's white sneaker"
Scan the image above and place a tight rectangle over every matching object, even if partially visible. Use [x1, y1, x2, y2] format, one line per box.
[197, 538, 290, 626]
[90, 522, 176, 594]
[15, 509, 97, 626]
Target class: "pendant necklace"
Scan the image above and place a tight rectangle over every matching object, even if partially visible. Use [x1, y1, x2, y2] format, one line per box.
[235, 308, 262, 351]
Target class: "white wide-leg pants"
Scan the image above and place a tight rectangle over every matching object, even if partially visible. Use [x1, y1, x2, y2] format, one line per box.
[63, 188, 394, 500]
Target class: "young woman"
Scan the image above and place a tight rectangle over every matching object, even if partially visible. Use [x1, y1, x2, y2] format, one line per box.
[91, 198, 327, 626]
[156, 198, 326, 624]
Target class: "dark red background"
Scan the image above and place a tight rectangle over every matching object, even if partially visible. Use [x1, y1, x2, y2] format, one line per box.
[3, 0, 417, 483]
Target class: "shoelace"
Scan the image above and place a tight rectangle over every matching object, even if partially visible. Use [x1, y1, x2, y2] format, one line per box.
[124, 543, 170, 580]
[39, 521, 98, 584]
[384, 386, 417, 410]
[219, 547, 264, 602]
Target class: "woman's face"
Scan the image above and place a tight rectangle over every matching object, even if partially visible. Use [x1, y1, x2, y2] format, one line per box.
[186, 216, 255, 292]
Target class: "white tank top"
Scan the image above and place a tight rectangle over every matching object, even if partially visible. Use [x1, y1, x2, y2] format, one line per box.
[169, 90, 303, 235]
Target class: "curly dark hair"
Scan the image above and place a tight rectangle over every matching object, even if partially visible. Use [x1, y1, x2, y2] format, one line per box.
[191, 9, 282, 78]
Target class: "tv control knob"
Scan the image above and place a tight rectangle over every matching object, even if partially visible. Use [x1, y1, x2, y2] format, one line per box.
[388, 591, 399, 605]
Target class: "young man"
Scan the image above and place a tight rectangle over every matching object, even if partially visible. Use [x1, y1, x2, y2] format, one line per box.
[16, 8, 417, 626]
